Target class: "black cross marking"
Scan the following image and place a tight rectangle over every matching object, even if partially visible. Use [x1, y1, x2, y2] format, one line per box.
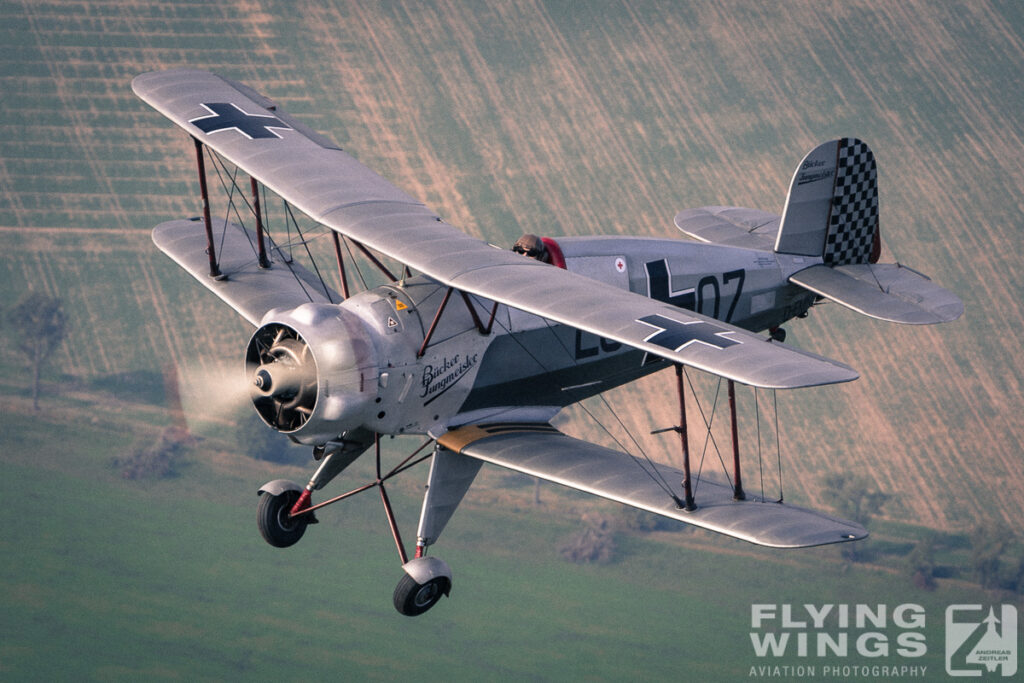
[645, 259, 695, 310]
[189, 103, 291, 140]
[636, 314, 740, 352]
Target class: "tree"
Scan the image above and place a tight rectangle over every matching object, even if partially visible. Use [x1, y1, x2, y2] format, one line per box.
[905, 534, 938, 590]
[821, 474, 890, 561]
[821, 474, 890, 527]
[969, 522, 1024, 593]
[7, 291, 68, 410]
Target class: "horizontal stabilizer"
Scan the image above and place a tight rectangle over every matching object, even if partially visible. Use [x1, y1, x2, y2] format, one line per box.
[674, 206, 779, 251]
[152, 218, 340, 326]
[790, 263, 963, 324]
[438, 423, 866, 548]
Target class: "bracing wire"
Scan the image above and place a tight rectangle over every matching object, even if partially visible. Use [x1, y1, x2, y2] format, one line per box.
[340, 233, 369, 291]
[484, 308, 680, 501]
[204, 149, 382, 303]
[201, 149, 320, 306]
[207, 150, 335, 308]
[204, 148, 240, 260]
[282, 202, 334, 304]
[200, 149, 377, 307]
[532, 315, 679, 499]
[206, 149, 260, 260]
[589, 384, 680, 495]
[682, 369, 732, 494]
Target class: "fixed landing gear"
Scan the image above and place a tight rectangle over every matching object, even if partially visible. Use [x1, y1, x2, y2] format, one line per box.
[254, 438, 460, 617]
[393, 556, 453, 617]
[257, 489, 309, 548]
[393, 574, 450, 616]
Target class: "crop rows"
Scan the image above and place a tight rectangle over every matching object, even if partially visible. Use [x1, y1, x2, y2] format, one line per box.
[1, 0, 1021, 533]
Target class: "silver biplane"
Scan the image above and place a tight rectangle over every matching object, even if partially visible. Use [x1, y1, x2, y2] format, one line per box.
[133, 70, 962, 616]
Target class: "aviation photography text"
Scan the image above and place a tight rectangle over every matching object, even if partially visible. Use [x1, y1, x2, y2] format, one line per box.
[748, 602, 929, 679]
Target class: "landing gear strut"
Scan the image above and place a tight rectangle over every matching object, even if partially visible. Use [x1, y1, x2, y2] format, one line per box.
[256, 436, 457, 616]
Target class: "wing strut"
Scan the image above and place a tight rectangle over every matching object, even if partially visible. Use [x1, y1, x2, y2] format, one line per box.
[675, 364, 697, 510]
[351, 238, 399, 283]
[728, 380, 746, 500]
[654, 368, 751, 509]
[192, 137, 223, 279]
[649, 365, 698, 510]
[249, 176, 271, 269]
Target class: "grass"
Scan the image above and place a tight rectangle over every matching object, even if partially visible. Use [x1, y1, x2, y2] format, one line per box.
[0, 391, 1004, 680]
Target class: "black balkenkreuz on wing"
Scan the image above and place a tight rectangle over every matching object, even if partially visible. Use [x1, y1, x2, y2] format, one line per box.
[636, 314, 741, 352]
[189, 102, 292, 140]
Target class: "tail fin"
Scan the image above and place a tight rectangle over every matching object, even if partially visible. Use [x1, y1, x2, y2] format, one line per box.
[775, 138, 880, 265]
[781, 139, 963, 324]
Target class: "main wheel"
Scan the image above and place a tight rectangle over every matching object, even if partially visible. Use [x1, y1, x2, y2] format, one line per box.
[393, 573, 450, 617]
[257, 490, 308, 548]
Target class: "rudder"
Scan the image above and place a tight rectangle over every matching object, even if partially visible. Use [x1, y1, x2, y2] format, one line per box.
[775, 138, 879, 266]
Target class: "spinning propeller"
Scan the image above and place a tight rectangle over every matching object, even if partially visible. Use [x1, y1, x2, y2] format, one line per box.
[247, 324, 318, 432]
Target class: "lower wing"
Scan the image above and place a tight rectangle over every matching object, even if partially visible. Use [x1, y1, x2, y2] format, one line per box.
[438, 423, 866, 548]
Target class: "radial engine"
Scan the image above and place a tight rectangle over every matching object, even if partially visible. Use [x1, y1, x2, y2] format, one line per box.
[246, 303, 379, 445]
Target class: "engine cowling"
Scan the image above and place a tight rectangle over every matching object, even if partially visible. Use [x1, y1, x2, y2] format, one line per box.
[246, 303, 378, 444]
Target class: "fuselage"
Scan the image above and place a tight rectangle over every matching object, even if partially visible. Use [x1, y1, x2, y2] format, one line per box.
[329, 236, 816, 439]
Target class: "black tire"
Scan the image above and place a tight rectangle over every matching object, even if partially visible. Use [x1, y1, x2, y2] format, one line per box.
[393, 573, 450, 617]
[257, 490, 308, 548]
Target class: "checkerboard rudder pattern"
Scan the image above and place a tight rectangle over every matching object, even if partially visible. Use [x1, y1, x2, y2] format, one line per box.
[823, 138, 879, 266]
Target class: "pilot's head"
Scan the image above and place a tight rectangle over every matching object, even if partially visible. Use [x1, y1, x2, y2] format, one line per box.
[513, 234, 549, 262]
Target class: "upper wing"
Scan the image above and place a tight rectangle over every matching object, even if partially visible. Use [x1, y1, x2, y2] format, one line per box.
[437, 423, 866, 548]
[133, 69, 857, 389]
[674, 206, 780, 250]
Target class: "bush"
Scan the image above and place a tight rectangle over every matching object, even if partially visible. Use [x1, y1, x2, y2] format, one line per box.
[617, 506, 682, 532]
[234, 412, 306, 465]
[559, 513, 616, 564]
[113, 426, 196, 480]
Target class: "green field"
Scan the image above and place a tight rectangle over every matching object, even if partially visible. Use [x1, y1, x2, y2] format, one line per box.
[0, 389, 999, 680]
[1, 0, 1023, 679]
